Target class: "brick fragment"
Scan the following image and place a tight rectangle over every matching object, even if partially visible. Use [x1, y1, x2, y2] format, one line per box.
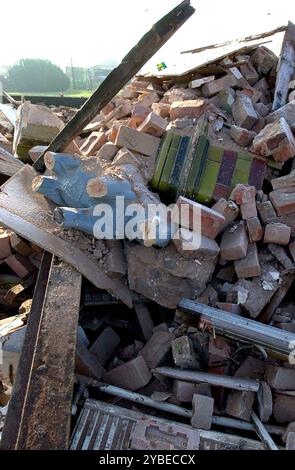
[76, 337, 105, 379]
[240, 86, 262, 104]
[170, 99, 207, 120]
[250, 47, 277, 75]
[239, 60, 259, 85]
[0, 232, 12, 259]
[139, 331, 173, 369]
[269, 187, 295, 216]
[151, 102, 171, 119]
[246, 216, 264, 242]
[9, 233, 32, 257]
[134, 302, 154, 342]
[173, 380, 197, 402]
[232, 94, 258, 130]
[254, 102, 270, 118]
[240, 200, 257, 220]
[217, 89, 235, 113]
[226, 390, 255, 421]
[5, 254, 34, 278]
[137, 112, 167, 137]
[216, 302, 241, 315]
[234, 356, 266, 379]
[263, 222, 291, 245]
[252, 117, 266, 133]
[257, 200, 278, 223]
[103, 356, 152, 391]
[89, 327, 120, 366]
[80, 131, 107, 156]
[266, 100, 295, 127]
[271, 169, 295, 190]
[96, 142, 118, 161]
[212, 198, 239, 232]
[173, 228, 220, 258]
[201, 74, 237, 97]
[253, 118, 295, 162]
[265, 365, 295, 390]
[190, 393, 214, 430]
[216, 265, 235, 282]
[171, 336, 201, 369]
[115, 125, 160, 157]
[230, 184, 256, 204]
[220, 222, 248, 261]
[172, 196, 225, 239]
[268, 244, 293, 269]
[189, 76, 215, 88]
[230, 125, 256, 146]
[234, 242, 261, 278]
[165, 87, 199, 103]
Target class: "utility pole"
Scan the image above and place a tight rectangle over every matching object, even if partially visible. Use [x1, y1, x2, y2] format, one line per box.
[70, 58, 76, 90]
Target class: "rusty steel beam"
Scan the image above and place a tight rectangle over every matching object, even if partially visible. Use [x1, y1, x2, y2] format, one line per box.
[1, 256, 82, 449]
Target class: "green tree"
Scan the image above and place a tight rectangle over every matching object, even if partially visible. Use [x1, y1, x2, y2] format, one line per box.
[5, 58, 70, 92]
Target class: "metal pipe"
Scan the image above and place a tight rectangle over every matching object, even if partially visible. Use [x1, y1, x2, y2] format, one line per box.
[153, 367, 260, 392]
[251, 411, 279, 450]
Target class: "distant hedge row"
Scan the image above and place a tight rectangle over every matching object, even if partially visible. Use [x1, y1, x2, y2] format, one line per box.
[4, 58, 70, 92]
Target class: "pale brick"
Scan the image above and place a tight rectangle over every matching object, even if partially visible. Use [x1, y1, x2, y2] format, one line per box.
[103, 356, 152, 391]
[220, 222, 248, 261]
[230, 125, 256, 146]
[96, 142, 118, 161]
[189, 76, 215, 88]
[234, 243, 261, 278]
[165, 87, 199, 103]
[191, 393, 214, 430]
[89, 327, 120, 366]
[240, 200, 257, 220]
[137, 112, 167, 137]
[232, 94, 258, 130]
[201, 74, 237, 97]
[265, 365, 295, 390]
[80, 131, 107, 156]
[253, 118, 295, 162]
[226, 390, 255, 421]
[246, 216, 264, 242]
[172, 196, 225, 239]
[263, 222, 291, 245]
[170, 99, 207, 120]
[115, 125, 160, 157]
[139, 331, 173, 369]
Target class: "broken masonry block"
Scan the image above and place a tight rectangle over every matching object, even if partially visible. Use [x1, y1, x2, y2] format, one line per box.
[220, 221, 248, 261]
[173, 228, 220, 258]
[246, 216, 264, 242]
[164, 87, 200, 104]
[273, 393, 295, 423]
[266, 100, 295, 127]
[263, 222, 291, 245]
[253, 118, 295, 162]
[230, 183, 256, 205]
[271, 169, 295, 190]
[170, 99, 207, 120]
[139, 331, 174, 369]
[211, 198, 239, 233]
[189, 76, 215, 89]
[257, 382, 273, 423]
[190, 393, 214, 430]
[254, 102, 270, 118]
[5, 254, 34, 278]
[115, 125, 160, 157]
[239, 60, 259, 85]
[129, 104, 151, 128]
[89, 327, 120, 366]
[171, 335, 201, 370]
[232, 94, 258, 130]
[96, 142, 119, 161]
[268, 244, 293, 269]
[13, 102, 64, 161]
[134, 302, 154, 342]
[240, 200, 257, 220]
[226, 390, 255, 421]
[201, 74, 237, 97]
[250, 46, 278, 75]
[173, 380, 197, 403]
[76, 337, 105, 380]
[151, 102, 171, 119]
[137, 112, 168, 137]
[9, 233, 32, 257]
[269, 187, 295, 216]
[240, 86, 262, 104]
[103, 356, 152, 391]
[256, 200, 278, 223]
[234, 356, 266, 380]
[80, 131, 108, 156]
[230, 125, 256, 147]
[217, 89, 235, 114]
[234, 242, 261, 279]
[215, 302, 241, 314]
[172, 195, 225, 239]
[0, 232, 12, 259]
[265, 365, 295, 391]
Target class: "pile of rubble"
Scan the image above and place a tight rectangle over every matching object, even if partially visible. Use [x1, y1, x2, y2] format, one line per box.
[1, 14, 295, 450]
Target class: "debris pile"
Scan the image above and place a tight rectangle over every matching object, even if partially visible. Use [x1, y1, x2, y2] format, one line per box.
[1, 5, 295, 450]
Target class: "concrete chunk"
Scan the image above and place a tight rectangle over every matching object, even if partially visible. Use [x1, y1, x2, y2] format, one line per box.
[191, 393, 214, 430]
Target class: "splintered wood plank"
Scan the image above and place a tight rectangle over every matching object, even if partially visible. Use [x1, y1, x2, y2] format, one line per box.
[0, 165, 133, 307]
[2, 257, 81, 449]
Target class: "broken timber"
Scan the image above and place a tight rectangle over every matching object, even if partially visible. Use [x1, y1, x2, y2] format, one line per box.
[178, 299, 295, 358]
[34, 0, 195, 171]
[272, 21, 295, 111]
[1, 256, 82, 449]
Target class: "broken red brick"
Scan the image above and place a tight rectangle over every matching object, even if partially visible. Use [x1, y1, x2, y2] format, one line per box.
[230, 184, 256, 205]
[234, 242, 261, 278]
[269, 187, 295, 216]
[253, 118, 295, 162]
[201, 74, 237, 97]
[250, 47, 277, 75]
[230, 125, 256, 146]
[226, 390, 255, 421]
[216, 302, 241, 315]
[151, 102, 171, 119]
[137, 112, 167, 137]
[103, 356, 152, 391]
[257, 200, 278, 223]
[115, 125, 160, 157]
[170, 99, 207, 120]
[246, 216, 264, 242]
[220, 222, 248, 261]
[139, 331, 174, 369]
[212, 198, 239, 232]
[232, 94, 258, 130]
[266, 100, 295, 127]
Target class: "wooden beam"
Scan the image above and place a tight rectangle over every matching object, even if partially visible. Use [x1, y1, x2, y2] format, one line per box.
[272, 22, 295, 111]
[33, 0, 195, 171]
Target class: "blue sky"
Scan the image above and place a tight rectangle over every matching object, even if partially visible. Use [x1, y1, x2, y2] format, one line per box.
[2, 0, 294, 70]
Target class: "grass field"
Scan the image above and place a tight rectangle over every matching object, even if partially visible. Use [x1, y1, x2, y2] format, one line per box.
[10, 89, 93, 98]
